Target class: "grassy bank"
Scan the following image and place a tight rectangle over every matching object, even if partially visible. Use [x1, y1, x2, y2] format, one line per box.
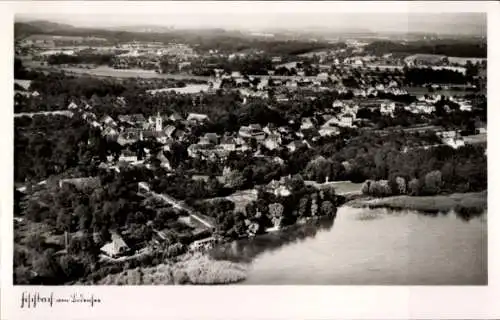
[345, 191, 487, 213]
[97, 252, 248, 285]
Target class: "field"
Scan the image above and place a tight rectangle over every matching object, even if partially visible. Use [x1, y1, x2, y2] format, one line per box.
[148, 84, 210, 95]
[206, 189, 258, 213]
[404, 86, 477, 97]
[346, 191, 487, 213]
[447, 57, 487, 66]
[464, 133, 487, 145]
[96, 252, 248, 285]
[60, 66, 211, 81]
[304, 180, 363, 195]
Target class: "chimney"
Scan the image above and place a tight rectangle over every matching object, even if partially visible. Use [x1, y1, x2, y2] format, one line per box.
[65, 231, 69, 250]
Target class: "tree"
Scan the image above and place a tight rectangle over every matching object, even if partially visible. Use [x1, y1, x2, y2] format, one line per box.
[298, 196, 309, 217]
[320, 200, 335, 216]
[310, 194, 318, 216]
[26, 232, 45, 253]
[225, 169, 246, 189]
[395, 176, 407, 195]
[408, 178, 421, 196]
[423, 170, 442, 195]
[32, 250, 63, 284]
[58, 255, 84, 280]
[361, 180, 373, 195]
[268, 203, 284, 227]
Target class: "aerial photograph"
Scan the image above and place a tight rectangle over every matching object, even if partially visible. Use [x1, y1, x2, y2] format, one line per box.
[13, 9, 487, 285]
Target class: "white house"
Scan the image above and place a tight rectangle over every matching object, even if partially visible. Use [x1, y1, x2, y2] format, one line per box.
[380, 102, 396, 116]
[187, 113, 209, 123]
[119, 150, 138, 163]
[339, 115, 354, 128]
[300, 117, 315, 130]
[189, 236, 217, 251]
[100, 233, 130, 258]
[263, 134, 282, 150]
[459, 102, 473, 112]
[319, 126, 340, 137]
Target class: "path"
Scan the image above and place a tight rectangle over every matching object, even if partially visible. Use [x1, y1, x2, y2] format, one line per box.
[138, 182, 214, 229]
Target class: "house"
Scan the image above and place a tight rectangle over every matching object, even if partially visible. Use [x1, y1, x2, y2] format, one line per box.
[272, 156, 285, 165]
[272, 56, 282, 63]
[319, 126, 340, 137]
[287, 140, 308, 153]
[339, 115, 354, 128]
[189, 236, 217, 251]
[414, 103, 435, 114]
[82, 112, 97, 121]
[459, 102, 473, 112]
[257, 78, 269, 90]
[437, 130, 459, 139]
[443, 137, 465, 149]
[300, 117, 315, 130]
[100, 233, 130, 258]
[117, 129, 141, 146]
[118, 114, 146, 126]
[266, 180, 292, 197]
[332, 100, 344, 109]
[14, 79, 31, 91]
[119, 149, 139, 163]
[204, 133, 220, 145]
[263, 134, 282, 150]
[101, 115, 117, 127]
[231, 71, 242, 78]
[187, 113, 209, 123]
[317, 72, 329, 81]
[143, 130, 169, 144]
[220, 136, 237, 151]
[67, 101, 79, 110]
[59, 177, 101, 191]
[102, 126, 119, 138]
[239, 125, 266, 141]
[172, 129, 187, 141]
[388, 80, 398, 88]
[156, 151, 172, 170]
[169, 112, 183, 122]
[263, 123, 277, 135]
[164, 125, 177, 139]
[380, 102, 396, 116]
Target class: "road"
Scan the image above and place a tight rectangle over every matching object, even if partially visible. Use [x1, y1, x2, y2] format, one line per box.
[14, 110, 74, 118]
[138, 182, 214, 229]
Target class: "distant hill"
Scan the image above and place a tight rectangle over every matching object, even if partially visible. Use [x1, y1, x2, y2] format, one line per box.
[14, 20, 77, 37]
[25, 20, 75, 32]
[14, 22, 43, 38]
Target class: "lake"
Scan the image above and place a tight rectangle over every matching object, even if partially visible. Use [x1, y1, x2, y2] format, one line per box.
[210, 206, 487, 285]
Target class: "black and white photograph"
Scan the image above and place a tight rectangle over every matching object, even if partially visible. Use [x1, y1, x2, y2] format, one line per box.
[10, 4, 489, 288]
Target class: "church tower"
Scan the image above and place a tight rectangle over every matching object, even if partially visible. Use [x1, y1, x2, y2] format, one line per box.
[155, 111, 162, 132]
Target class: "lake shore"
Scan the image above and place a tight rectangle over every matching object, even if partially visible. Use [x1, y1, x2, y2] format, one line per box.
[96, 252, 248, 285]
[344, 191, 487, 213]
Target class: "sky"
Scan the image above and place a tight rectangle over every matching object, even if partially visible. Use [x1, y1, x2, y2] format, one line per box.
[15, 2, 487, 35]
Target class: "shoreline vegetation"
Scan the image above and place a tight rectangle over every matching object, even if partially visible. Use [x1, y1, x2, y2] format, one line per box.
[96, 252, 248, 285]
[345, 190, 487, 214]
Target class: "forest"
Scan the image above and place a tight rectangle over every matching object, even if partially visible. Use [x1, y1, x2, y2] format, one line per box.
[364, 39, 487, 58]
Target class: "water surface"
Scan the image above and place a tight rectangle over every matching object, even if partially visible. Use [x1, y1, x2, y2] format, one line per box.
[211, 207, 487, 285]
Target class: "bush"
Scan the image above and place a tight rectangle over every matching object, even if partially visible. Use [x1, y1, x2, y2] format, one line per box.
[368, 180, 392, 197]
[408, 178, 421, 196]
[424, 170, 443, 195]
[394, 176, 407, 195]
[361, 180, 373, 195]
[320, 200, 335, 216]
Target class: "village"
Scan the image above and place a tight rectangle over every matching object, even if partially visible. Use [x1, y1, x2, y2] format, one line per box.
[13, 20, 487, 285]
